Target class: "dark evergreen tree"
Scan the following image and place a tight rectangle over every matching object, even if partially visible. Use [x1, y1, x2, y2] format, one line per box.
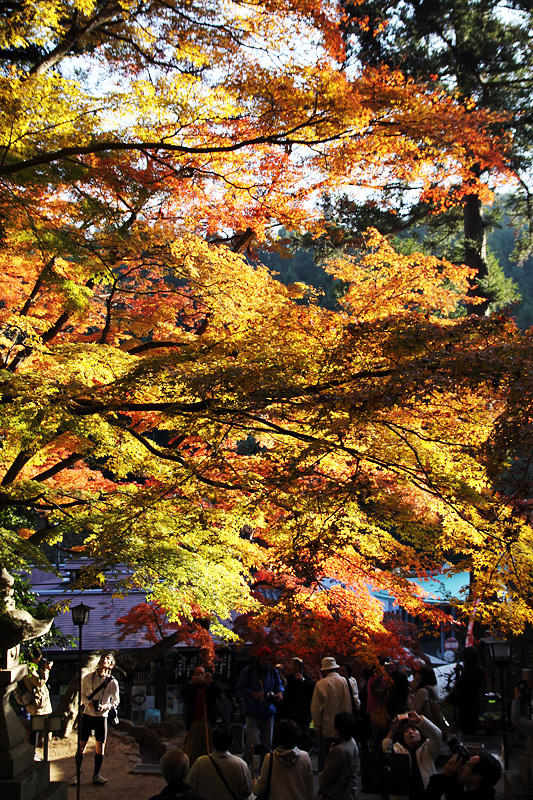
[340, 0, 533, 311]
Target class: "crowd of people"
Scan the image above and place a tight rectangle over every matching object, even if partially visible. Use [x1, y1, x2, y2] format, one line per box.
[154, 646, 514, 800]
[18, 644, 533, 799]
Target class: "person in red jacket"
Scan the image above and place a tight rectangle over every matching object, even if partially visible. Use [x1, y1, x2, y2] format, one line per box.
[182, 665, 221, 768]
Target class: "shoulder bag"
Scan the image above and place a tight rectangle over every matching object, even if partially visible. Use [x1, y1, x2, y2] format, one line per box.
[345, 677, 365, 741]
[256, 751, 274, 800]
[424, 693, 448, 733]
[208, 756, 239, 800]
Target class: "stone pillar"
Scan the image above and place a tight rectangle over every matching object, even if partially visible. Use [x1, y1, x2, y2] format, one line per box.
[0, 569, 67, 798]
[0, 647, 34, 778]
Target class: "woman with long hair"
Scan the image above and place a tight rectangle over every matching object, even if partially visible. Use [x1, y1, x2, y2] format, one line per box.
[388, 670, 411, 720]
[411, 666, 444, 733]
[381, 710, 441, 800]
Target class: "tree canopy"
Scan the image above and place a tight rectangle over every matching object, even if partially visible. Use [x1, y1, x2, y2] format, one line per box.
[1, 0, 532, 659]
[340, 0, 533, 310]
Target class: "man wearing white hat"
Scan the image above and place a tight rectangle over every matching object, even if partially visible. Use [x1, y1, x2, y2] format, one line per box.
[311, 656, 360, 771]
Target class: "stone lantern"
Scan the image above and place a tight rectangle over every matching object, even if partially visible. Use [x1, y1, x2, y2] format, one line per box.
[0, 568, 67, 799]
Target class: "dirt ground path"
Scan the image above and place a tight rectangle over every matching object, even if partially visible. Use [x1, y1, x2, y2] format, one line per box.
[46, 729, 168, 800]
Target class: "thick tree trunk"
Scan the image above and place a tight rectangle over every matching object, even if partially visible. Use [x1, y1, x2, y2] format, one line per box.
[464, 170, 490, 316]
[54, 655, 99, 737]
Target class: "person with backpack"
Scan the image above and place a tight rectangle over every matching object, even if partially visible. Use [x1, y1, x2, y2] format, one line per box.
[236, 646, 284, 768]
[71, 652, 120, 786]
[23, 648, 52, 760]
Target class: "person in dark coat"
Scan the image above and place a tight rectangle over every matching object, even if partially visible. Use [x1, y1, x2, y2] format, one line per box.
[279, 658, 315, 750]
[424, 752, 502, 800]
[147, 749, 207, 800]
[182, 666, 221, 768]
[449, 648, 485, 735]
[387, 670, 411, 720]
[358, 668, 372, 749]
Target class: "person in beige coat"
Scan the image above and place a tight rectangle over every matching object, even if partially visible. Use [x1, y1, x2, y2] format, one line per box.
[186, 724, 252, 800]
[318, 712, 359, 800]
[311, 656, 360, 771]
[24, 650, 53, 760]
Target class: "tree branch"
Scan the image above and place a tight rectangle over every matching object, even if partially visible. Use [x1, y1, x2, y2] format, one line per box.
[0, 116, 341, 178]
[126, 341, 185, 354]
[32, 453, 85, 482]
[1, 449, 32, 485]
[20, 256, 55, 315]
[29, 5, 124, 76]
[112, 420, 247, 491]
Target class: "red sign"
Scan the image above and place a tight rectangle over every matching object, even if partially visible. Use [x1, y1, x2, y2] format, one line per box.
[444, 637, 459, 652]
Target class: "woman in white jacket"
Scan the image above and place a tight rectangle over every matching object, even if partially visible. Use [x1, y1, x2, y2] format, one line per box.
[253, 719, 313, 800]
[381, 710, 441, 800]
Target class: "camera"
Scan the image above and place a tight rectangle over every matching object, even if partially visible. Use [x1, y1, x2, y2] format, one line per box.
[397, 713, 410, 722]
[260, 692, 276, 707]
[448, 736, 470, 763]
[93, 701, 102, 713]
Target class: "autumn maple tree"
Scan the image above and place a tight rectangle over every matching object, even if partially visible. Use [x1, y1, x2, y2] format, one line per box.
[0, 0, 531, 660]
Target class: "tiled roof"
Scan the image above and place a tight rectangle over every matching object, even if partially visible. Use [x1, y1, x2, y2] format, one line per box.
[29, 565, 155, 653]
[28, 562, 237, 654]
[45, 590, 155, 652]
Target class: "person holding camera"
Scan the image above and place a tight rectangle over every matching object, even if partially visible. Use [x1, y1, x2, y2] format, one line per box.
[182, 665, 221, 768]
[24, 648, 53, 760]
[71, 652, 120, 786]
[381, 710, 442, 800]
[424, 751, 502, 800]
[237, 646, 284, 769]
